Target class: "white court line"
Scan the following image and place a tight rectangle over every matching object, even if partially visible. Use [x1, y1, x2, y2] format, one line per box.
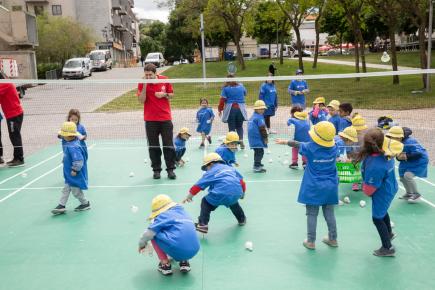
[398, 184, 435, 208]
[0, 179, 303, 191]
[0, 151, 63, 186]
[0, 144, 96, 204]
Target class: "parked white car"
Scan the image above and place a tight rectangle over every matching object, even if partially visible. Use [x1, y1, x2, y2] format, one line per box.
[89, 50, 112, 71]
[145, 52, 165, 67]
[62, 58, 92, 79]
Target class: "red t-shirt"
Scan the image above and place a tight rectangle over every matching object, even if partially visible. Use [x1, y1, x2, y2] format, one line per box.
[137, 75, 174, 121]
[0, 83, 24, 119]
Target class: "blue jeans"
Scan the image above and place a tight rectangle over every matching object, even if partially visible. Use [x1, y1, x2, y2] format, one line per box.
[227, 107, 244, 140]
[306, 205, 337, 243]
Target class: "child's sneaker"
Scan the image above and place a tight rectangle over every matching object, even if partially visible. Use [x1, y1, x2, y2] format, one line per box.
[207, 136, 212, 144]
[253, 166, 266, 173]
[303, 240, 315, 250]
[158, 262, 173, 276]
[74, 202, 90, 212]
[153, 171, 161, 179]
[399, 193, 413, 200]
[352, 183, 360, 191]
[195, 223, 208, 234]
[322, 237, 338, 247]
[51, 204, 66, 215]
[179, 261, 191, 273]
[373, 246, 395, 257]
[238, 217, 247, 226]
[408, 193, 421, 203]
[289, 163, 298, 169]
[199, 143, 205, 149]
[7, 159, 24, 167]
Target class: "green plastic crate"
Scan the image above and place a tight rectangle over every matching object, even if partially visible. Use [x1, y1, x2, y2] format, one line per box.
[337, 162, 362, 183]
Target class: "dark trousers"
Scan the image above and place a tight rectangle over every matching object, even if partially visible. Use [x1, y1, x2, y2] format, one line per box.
[6, 114, 24, 161]
[198, 197, 245, 225]
[264, 115, 271, 129]
[0, 123, 3, 157]
[145, 121, 176, 172]
[175, 148, 186, 162]
[253, 148, 264, 167]
[227, 107, 244, 139]
[372, 213, 393, 249]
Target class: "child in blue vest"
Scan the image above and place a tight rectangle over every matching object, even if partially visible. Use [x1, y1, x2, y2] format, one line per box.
[0, 112, 3, 164]
[174, 127, 191, 167]
[215, 131, 239, 167]
[67, 109, 88, 160]
[309, 97, 329, 125]
[139, 194, 200, 276]
[288, 69, 309, 109]
[335, 126, 358, 161]
[276, 121, 338, 250]
[357, 128, 403, 257]
[51, 122, 90, 215]
[196, 98, 214, 148]
[387, 126, 429, 202]
[338, 103, 353, 132]
[248, 100, 268, 173]
[259, 73, 278, 134]
[183, 153, 247, 234]
[327, 100, 341, 133]
[287, 107, 310, 169]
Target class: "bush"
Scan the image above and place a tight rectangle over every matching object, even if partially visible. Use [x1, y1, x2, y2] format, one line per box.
[37, 63, 62, 79]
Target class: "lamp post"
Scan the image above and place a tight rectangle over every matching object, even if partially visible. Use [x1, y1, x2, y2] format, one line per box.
[427, 0, 434, 92]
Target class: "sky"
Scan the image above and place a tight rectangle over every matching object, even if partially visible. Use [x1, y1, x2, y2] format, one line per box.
[133, 0, 170, 23]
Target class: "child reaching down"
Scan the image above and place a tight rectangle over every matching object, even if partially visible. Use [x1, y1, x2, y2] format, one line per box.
[174, 128, 191, 167]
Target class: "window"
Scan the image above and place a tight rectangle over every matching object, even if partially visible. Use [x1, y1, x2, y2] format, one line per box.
[12, 5, 22, 11]
[52, 5, 62, 16]
[34, 5, 44, 16]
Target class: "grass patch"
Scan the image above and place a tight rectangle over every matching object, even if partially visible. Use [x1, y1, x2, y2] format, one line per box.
[96, 59, 435, 112]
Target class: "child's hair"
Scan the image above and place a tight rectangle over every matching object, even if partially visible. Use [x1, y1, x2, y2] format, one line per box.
[226, 74, 238, 87]
[200, 98, 209, 105]
[67, 109, 81, 123]
[355, 128, 384, 163]
[291, 105, 303, 116]
[339, 103, 353, 114]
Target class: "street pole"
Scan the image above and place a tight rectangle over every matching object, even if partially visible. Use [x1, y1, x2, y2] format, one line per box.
[200, 13, 206, 82]
[427, 0, 433, 92]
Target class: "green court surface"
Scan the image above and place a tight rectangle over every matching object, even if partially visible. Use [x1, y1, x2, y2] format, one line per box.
[1, 140, 435, 290]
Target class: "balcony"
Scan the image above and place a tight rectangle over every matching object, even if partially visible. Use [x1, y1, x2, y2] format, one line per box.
[118, 7, 127, 15]
[112, 0, 121, 10]
[0, 9, 38, 47]
[112, 14, 123, 28]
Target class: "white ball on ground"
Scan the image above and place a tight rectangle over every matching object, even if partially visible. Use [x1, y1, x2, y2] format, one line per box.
[390, 221, 395, 228]
[267, 150, 272, 154]
[144, 159, 148, 164]
[338, 200, 344, 206]
[185, 157, 190, 162]
[285, 152, 289, 156]
[343, 196, 351, 204]
[21, 173, 27, 178]
[129, 172, 135, 177]
[244, 241, 253, 251]
[268, 159, 273, 163]
[283, 160, 289, 165]
[359, 200, 366, 208]
[131, 205, 139, 213]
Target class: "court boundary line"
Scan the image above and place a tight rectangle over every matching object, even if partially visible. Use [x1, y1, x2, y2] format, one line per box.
[398, 184, 435, 208]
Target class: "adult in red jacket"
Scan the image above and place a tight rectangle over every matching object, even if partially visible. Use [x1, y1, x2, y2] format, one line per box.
[0, 72, 24, 167]
[137, 64, 176, 180]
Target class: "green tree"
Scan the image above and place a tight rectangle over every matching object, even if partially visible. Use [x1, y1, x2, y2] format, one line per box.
[312, 0, 327, 69]
[36, 14, 96, 64]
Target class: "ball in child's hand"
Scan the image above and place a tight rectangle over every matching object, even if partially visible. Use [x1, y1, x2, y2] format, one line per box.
[359, 200, 366, 208]
[131, 205, 139, 213]
[129, 172, 135, 177]
[245, 241, 253, 251]
[343, 196, 351, 204]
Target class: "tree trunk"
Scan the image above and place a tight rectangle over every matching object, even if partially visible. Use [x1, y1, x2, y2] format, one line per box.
[354, 38, 360, 81]
[418, 23, 427, 88]
[313, 17, 321, 69]
[233, 31, 245, 70]
[294, 28, 304, 72]
[388, 27, 399, 84]
[357, 29, 367, 73]
[279, 21, 286, 65]
[340, 33, 343, 54]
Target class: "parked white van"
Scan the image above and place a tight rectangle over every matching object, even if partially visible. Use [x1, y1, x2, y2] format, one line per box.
[145, 52, 165, 67]
[62, 58, 92, 79]
[89, 50, 112, 71]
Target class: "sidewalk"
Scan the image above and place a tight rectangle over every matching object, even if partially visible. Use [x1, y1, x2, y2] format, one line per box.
[299, 58, 417, 71]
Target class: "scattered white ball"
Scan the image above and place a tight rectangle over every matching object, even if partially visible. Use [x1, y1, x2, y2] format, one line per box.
[21, 173, 27, 178]
[343, 196, 351, 204]
[283, 160, 289, 165]
[131, 205, 139, 213]
[359, 200, 366, 208]
[338, 200, 344, 206]
[129, 172, 135, 177]
[390, 221, 395, 228]
[268, 159, 273, 163]
[244, 241, 253, 251]
[285, 152, 289, 156]
[267, 150, 272, 154]
[144, 159, 148, 164]
[244, 153, 248, 158]
[218, 136, 224, 142]
[184, 157, 190, 162]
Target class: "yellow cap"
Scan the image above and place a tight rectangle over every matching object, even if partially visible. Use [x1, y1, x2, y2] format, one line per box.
[179, 127, 191, 136]
[327, 100, 340, 111]
[202, 152, 224, 170]
[352, 116, 368, 131]
[308, 121, 336, 147]
[294, 111, 308, 120]
[338, 126, 358, 143]
[313, 97, 326, 104]
[224, 131, 240, 144]
[385, 126, 404, 139]
[148, 194, 177, 220]
[58, 122, 79, 137]
[254, 100, 267, 110]
[383, 137, 404, 157]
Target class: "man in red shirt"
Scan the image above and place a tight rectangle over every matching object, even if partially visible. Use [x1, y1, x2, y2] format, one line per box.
[0, 72, 24, 167]
[138, 64, 176, 179]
